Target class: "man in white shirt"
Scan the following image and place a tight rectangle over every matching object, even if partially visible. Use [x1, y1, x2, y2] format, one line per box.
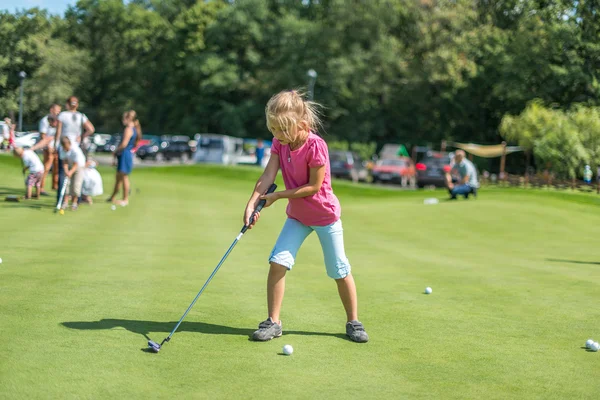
[55, 96, 94, 207]
[36, 104, 61, 192]
[59, 136, 86, 210]
[13, 147, 45, 199]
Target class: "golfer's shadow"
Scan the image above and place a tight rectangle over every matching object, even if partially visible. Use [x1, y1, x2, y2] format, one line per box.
[61, 319, 348, 343]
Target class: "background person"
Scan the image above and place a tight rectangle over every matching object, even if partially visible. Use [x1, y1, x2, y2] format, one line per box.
[55, 96, 95, 206]
[59, 136, 86, 211]
[13, 147, 45, 200]
[445, 149, 479, 199]
[107, 110, 141, 206]
[255, 138, 265, 166]
[37, 105, 61, 192]
[81, 159, 103, 204]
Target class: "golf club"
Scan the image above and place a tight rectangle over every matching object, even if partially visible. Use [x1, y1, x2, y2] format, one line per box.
[147, 183, 278, 353]
[55, 177, 70, 213]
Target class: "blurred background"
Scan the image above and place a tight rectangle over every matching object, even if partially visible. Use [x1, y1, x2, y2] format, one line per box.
[1, 0, 600, 187]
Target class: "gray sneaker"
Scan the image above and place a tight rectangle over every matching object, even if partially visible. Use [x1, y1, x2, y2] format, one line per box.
[252, 317, 282, 341]
[346, 320, 369, 343]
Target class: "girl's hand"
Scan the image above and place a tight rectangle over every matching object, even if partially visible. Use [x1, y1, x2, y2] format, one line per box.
[243, 207, 260, 229]
[259, 192, 279, 208]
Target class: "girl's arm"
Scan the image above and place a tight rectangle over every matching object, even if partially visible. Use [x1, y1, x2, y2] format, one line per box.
[115, 127, 133, 153]
[244, 154, 280, 227]
[82, 120, 95, 140]
[261, 165, 325, 207]
[63, 161, 70, 177]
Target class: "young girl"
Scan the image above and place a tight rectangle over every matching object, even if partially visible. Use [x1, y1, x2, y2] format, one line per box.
[244, 90, 369, 343]
[108, 110, 141, 206]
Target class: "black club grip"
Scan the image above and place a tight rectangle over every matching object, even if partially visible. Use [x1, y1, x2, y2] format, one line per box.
[242, 184, 277, 233]
[254, 184, 278, 214]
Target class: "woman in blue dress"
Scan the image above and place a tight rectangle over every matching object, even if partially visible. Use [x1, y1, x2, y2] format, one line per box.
[108, 110, 141, 206]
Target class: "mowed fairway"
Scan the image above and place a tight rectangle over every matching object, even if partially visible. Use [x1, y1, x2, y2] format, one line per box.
[1, 155, 600, 399]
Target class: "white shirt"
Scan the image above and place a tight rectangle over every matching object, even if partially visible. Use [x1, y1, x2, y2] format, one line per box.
[22, 149, 44, 174]
[58, 111, 88, 145]
[59, 146, 86, 168]
[39, 115, 57, 137]
[1, 122, 9, 140]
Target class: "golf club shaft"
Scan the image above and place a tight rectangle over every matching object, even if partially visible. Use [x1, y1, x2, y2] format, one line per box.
[56, 177, 69, 210]
[164, 234, 243, 342]
[161, 183, 277, 345]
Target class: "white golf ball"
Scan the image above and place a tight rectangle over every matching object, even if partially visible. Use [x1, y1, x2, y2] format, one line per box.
[111, 205, 116, 211]
[591, 342, 600, 352]
[283, 344, 293, 355]
[0, 258, 2, 264]
[425, 287, 432, 294]
[586, 339, 594, 349]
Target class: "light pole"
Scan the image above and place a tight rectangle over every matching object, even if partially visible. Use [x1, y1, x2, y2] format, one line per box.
[307, 69, 317, 101]
[18, 71, 26, 132]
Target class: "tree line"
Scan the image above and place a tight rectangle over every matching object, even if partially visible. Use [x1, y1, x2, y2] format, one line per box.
[1, 0, 599, 174]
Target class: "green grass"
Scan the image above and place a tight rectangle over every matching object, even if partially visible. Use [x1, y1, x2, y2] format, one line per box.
[1, 155, 599, 399]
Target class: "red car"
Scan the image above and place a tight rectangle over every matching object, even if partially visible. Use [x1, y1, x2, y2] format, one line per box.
[415, 151, 454, 188]
[371, 157, 416, 186]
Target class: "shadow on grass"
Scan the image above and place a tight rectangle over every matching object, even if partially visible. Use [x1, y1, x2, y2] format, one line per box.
[546, 258, 600, 266]
[61, 319, 348, 341]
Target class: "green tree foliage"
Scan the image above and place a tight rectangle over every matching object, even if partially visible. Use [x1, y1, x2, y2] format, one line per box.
[0, 0, 599, 160]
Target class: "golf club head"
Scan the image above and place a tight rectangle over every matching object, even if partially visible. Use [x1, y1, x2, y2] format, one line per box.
[147, 340, 161, 353]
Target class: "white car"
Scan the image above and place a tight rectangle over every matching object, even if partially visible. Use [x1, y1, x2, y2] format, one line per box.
[14, 132, 40, 148]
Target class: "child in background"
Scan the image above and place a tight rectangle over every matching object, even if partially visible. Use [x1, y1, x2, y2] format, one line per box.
[13, 147, 45, 199]
[59, 136, 86, 210]
[244, 90, 369, 343]
[81, 159, 104, 204]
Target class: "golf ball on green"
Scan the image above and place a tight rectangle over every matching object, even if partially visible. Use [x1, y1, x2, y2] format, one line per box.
[0, 258, 2, 264]
[425, 287, 432, 294]
[586, 339, 594, 349]
[111, 205, 116, 211]
[283, 344, 293, 355]
[591, 342, 600, 352]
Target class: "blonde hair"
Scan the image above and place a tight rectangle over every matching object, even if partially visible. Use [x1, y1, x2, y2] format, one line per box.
[265, 90, 322, 142]
[123, 110, 143, 146]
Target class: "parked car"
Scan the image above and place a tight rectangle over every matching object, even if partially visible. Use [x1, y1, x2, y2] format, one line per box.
[371, 157, 416, 187]
[93, 134, 112, 149]
[101, 135, 122, 153]
[329, 150, 369, 182]
[415, 151, 454, 188]
[14, 132, 40, 149]
[136, 137, 193, 161]
[194, 134, 244, 165]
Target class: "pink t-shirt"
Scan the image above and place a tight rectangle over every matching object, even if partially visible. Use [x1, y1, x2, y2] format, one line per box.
[271, 133, 341, 226]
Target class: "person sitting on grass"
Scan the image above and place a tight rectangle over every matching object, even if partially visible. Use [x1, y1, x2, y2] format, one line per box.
[59, 136, 86, 211]
[13, 147, 45, 200]
[445, 150, 479, 199]
[81, 159, 104, 204]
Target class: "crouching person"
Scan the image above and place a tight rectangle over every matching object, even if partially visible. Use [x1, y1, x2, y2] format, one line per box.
[59, 136, 85, 210]
[81, 159, 104, 204]
[13, 147, 44, 199]
[445, 150, 479, 199]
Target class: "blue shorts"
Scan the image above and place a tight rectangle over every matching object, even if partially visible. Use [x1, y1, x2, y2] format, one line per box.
[269, 218, 351, 279]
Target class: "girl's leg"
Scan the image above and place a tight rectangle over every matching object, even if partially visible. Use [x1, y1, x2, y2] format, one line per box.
[253, 219, 312, 341]
[122, 175, 130, 202]
[315, 219, 368, 342]
[109, 172, 123, 201]
[41, 150, 51, 192]
[267, 262, 288, 323]
[335, 273, 358, 322]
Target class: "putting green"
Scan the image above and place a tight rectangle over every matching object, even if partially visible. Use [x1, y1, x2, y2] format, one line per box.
[1, 155, 599, 399]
